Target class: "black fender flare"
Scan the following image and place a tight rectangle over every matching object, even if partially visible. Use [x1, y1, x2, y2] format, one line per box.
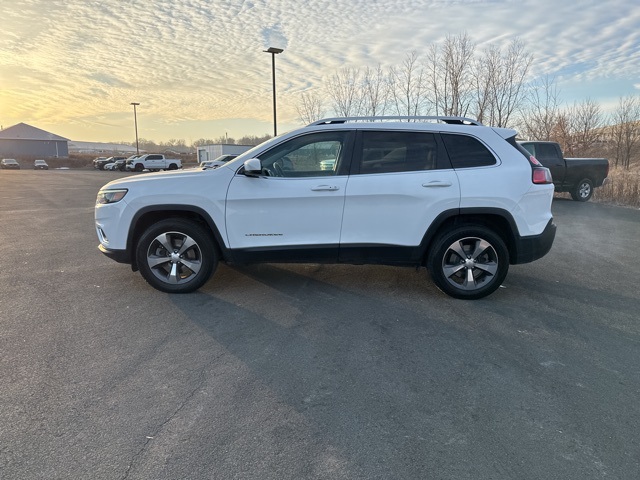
[126, 205, 230, 270]
[418, 208, 521, 264]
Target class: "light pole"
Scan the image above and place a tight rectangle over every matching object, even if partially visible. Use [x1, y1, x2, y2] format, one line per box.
[130, 102, 140, 155]
[263, 47, 283, 137]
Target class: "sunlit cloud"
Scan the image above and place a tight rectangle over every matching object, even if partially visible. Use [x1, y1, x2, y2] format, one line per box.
[0, 0, 638, 141]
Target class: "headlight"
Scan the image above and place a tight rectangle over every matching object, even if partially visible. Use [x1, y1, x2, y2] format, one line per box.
[96, 188, 128, 204]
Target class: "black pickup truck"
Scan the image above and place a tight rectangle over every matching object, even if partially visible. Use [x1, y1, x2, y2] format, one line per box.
[518, 141, 609, 201]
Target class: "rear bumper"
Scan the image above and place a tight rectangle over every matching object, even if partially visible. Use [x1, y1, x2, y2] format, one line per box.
[512, 219, 556, 264]
[98, 244, 131, 264]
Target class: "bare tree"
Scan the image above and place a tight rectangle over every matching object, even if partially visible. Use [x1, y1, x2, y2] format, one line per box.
[214, 134, 235, 145]
[520, 75, 562, 140]
[609, 95, 640, 168]
[475, 39, 532, 127]
[236, 134, 273, 145]
[471, 45, 497, 124]
[426, 33, 475, 117]
[360, 64, 389, 116]
[325, 67, 363, 117]
[318, 34, 530, 128]
[550, 99, 604, 156]
[389, 51, 428, 118]
[567, 98, 604, 156]
[296, 91, 325, 124]
[192, 138, 216, 147]
[550, 112, 572, 153]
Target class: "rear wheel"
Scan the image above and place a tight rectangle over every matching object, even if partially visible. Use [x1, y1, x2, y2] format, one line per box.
[570, 178, 593, 201]
[167, 163, 178, 170]
[427, 225, 509, 300]
[136, 219, 217, 293]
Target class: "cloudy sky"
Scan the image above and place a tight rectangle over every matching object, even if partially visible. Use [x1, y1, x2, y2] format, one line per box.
[1, 0, 638, 143]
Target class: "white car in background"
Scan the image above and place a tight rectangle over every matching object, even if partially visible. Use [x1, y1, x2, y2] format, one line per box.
[201, 154, 239, 169]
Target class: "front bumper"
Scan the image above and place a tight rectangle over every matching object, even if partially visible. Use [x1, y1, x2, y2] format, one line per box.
[512, 218, 556, 264]
[98, 244, 131, 264]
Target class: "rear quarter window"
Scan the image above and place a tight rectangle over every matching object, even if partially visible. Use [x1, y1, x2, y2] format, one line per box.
[441, 134, 496, 168]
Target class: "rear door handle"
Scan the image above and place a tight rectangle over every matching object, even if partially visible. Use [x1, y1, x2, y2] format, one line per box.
[422, 181, 452, 188]
[311, 185, 340, 191]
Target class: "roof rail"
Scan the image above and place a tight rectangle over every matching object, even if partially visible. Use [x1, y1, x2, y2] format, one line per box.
[308, 116, 483, 126]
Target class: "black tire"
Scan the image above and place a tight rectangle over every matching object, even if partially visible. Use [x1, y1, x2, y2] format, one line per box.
[167, 163, 178, 170]
[427, 225, 509, 300]
[570, 178, 593, 202]
[135, 163, 144, 172]
[136, 219, 217, 293]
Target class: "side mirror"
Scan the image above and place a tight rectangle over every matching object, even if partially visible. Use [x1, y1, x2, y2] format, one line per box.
[243, 158, 262, 177]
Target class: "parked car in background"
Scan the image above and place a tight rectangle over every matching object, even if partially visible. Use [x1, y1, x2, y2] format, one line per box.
[115, 156, 137, 171]
[518, 141, 609, 201]
[125, 154, 181, 172]
[103, 162, 119, 171]
[95, 156, 127, 171]
[92, 157, 109, 169]
[1, 158, 20, 169]
[34, 159, 49, 170]
[201, 154, 239, 169]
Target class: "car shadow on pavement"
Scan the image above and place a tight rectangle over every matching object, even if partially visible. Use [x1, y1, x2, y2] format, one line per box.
[165, 263, 504, 478]
[162, 262, 630, 479]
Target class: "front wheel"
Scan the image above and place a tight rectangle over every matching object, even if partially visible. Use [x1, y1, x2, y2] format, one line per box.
[136, 219, 217, 293]
[570, 178, 593, 201]
[427, 225, 509, 300]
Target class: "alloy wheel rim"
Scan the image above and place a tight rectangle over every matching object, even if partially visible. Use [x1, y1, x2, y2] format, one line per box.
[579, 183, 591, 198]
[146, 231, 202, 285]
[442, 237, 499, 291]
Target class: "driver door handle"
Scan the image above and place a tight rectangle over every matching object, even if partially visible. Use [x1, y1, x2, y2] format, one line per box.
[311, 185, 340, 191]
[422, 181, 452, 188]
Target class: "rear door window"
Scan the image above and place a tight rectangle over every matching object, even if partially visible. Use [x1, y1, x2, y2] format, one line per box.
[356, 131, 442, 174]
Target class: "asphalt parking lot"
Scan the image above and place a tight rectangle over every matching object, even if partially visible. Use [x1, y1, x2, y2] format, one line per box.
[1, 170, 639, 479]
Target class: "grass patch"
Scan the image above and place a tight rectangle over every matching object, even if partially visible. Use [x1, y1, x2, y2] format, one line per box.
[593, 167, 640, 208]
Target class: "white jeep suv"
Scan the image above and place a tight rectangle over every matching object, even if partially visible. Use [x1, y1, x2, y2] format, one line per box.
[95, 116, 556, 299]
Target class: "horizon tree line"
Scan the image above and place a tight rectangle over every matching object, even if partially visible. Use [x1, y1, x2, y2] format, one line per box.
[295, 33, 640, 169]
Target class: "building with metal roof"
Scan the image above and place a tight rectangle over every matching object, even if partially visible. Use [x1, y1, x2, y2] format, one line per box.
[0, 123, 69, 158]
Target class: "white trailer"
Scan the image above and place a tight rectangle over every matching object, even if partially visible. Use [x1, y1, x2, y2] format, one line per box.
[196, 144, 253, 164]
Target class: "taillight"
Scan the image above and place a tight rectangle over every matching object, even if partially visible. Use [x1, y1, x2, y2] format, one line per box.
[532, 167, 553, 184]
[526, 154, 552, 184]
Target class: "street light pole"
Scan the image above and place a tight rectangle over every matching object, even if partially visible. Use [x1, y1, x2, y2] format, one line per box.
[130, 102, 140, 155]
[263, 47, 283, 137]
